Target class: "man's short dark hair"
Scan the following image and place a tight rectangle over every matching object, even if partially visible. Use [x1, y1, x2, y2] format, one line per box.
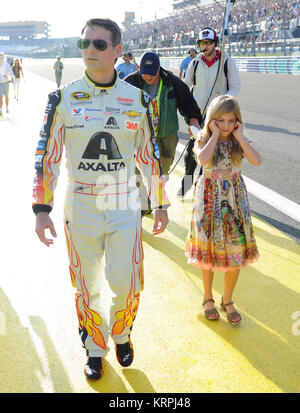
[81, 18, 121, 46]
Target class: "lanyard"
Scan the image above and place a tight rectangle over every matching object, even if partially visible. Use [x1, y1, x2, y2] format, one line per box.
[149, 78, 163, 132]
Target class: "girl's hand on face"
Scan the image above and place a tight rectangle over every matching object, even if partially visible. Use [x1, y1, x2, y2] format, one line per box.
[209, 120, 220, 136]
[232, 121, 243, 140]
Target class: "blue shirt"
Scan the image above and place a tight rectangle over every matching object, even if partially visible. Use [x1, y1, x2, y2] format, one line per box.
[116, 62, 137, 79]
[180, 56, 193, 77]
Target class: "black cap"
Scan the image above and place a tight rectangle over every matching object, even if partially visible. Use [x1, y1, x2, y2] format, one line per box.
[140, 52, 160, 76]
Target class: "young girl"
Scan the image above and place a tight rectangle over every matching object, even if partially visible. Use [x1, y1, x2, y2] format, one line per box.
[185, 95, 261, 325]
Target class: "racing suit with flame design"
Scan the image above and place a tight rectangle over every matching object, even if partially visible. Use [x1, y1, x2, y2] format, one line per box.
[32, 71, 170, 357]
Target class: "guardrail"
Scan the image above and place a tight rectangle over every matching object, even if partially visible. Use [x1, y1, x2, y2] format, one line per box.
[233, 56, 300, 75]
[156, 56, 300, 75]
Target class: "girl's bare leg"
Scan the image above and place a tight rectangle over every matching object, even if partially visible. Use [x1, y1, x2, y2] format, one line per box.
[202, 269, 218, 316]
[223, 269, 240, 323]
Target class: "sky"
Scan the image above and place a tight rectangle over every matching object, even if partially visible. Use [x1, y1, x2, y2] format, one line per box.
[0, 0, 174, 38]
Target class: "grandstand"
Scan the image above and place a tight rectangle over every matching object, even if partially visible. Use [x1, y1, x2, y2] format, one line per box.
[173, 0, 213, 11]
[0, 21, 49, 40]
[0, 21, 51, 57]
[0, 1, 299, 59]
[0, 20, 81, 59]
[122, 0, 300, 56]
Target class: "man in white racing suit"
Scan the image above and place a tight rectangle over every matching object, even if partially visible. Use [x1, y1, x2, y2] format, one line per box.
[33, 18, 169, 380]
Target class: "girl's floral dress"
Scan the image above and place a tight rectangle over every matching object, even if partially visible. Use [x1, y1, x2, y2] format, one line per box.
[185, 137, 259, 271]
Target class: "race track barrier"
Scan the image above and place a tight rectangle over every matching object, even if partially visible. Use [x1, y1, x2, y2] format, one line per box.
[157, 56, 300, 75]
[233, 56, 300, 75]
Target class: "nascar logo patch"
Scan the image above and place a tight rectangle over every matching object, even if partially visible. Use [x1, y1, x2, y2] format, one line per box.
[71, 91, 91, 100]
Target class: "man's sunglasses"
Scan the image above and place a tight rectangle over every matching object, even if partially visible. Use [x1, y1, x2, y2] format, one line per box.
[198, 40, 214, 46]
[77, 38, 113, 51]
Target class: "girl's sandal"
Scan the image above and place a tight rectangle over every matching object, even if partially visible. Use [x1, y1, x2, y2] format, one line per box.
[202, 298, 220, 321]
[220, 297, 242, 325]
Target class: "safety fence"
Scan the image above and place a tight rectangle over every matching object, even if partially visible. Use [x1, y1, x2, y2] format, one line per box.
[233, 56, 300, 75]
[156, 56, 300, 75]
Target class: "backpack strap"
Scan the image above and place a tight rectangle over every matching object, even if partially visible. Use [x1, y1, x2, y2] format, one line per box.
[224, 58, 229, 91]
[193, 59, 199, 86]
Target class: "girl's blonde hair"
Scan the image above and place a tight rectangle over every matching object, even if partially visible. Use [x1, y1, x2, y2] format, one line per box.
[200, 94, 244, 167]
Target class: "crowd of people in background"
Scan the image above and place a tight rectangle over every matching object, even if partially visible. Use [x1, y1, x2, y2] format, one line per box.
[0, 1, 298, 60]
[122, 0, 300, 50]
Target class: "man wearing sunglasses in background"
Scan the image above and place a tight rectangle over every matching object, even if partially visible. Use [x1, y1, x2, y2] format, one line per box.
[33, 18, 170, 380]
[176, 27, 241, 199]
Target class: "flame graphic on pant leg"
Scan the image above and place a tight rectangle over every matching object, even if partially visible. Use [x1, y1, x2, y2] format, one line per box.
[112, 226, 144, 336]
[64, 222, 106, 349]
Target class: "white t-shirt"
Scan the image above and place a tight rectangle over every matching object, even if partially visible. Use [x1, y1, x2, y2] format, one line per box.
[0, 62, 14, 83]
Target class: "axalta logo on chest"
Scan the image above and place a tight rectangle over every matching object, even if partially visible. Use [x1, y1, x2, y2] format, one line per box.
[77, 161, 126, 172]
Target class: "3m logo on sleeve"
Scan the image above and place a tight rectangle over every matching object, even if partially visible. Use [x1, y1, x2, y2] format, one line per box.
[125, 121, 140, 131]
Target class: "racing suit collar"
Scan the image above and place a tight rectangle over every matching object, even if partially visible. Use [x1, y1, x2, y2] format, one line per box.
[83, 70, 118, 95]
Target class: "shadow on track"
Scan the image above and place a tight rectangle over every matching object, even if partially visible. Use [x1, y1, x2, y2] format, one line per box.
[142, 222, 300, 393]
[252, 210, 300, 248]
[245, 122, 300, 137]
[123, 369, 156, 393]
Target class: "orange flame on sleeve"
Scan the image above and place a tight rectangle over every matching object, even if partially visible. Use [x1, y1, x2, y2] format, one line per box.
[43, 117, 64, 205]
